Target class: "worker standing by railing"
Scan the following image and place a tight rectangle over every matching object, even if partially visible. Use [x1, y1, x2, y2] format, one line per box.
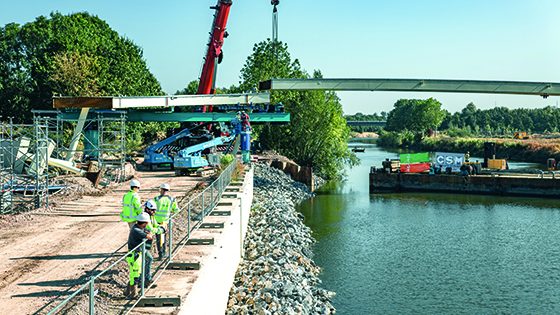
[121, 179, 143, 230]
[124, 212, 153, 299]
[153, 183, 179, 260]
[124, 202, 166, 299]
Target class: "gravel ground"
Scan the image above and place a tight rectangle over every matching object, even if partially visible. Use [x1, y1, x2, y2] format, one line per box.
[226, 163, 335, 315]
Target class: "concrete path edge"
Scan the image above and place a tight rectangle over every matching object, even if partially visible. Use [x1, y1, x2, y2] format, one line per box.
[179, 166, 254, 315]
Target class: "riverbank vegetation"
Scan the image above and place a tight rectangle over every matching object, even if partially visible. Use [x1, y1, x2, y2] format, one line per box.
[371, 98, 560, 163]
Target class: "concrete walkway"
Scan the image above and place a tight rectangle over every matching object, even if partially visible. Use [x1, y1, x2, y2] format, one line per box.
[130, 167, 253, 315]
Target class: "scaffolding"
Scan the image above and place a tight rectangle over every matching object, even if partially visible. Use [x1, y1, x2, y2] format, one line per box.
[97, 110, 127, 185]
[0, 110, 127, 214]
[0, 117, 51, 214]
[46, 109, 127, 186]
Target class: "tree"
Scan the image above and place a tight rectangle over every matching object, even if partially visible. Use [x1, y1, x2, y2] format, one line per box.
[0, 12, 163, 123]
[175, 80, 199, 95]
[380, 111, 387, 119]
[239, 39, 358, 179]
[49, 51, 101, 96]
[385, 98, 445, 133]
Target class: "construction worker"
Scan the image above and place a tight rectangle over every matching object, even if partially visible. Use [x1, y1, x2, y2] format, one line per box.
[124, 201, 166, 298]
[124, 212, 156, 298]
[143, 199, 168, 236]
[153, 183, 179, 260]
[121, 179, 142, 230]
[240, 111, 251, 131]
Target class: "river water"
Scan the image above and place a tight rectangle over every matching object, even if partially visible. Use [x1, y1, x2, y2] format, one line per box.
[295, 139, 560, 314]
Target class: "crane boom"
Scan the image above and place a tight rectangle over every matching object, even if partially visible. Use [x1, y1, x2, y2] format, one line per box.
[198, 0, 233, 113]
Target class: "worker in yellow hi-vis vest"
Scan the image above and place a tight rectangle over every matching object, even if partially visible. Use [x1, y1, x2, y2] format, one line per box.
[121, 179, 142, 230]
[123, 202, 167, 299]
[153, 183, 179, 260]
[124, 212, 152, 299]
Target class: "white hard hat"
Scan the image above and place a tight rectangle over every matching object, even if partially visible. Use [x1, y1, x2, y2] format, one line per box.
[130, 179, 141, 188]
[136, 212, 150, 223]
[144, 199, 156, 210]
[160, 183, 170, 190]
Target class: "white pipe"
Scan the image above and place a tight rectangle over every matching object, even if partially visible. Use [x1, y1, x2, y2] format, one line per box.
[49, 157, 85, 176]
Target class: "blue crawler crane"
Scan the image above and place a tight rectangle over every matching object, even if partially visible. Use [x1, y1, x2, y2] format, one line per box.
[173, 137, 225, 175]
[143, 128, 192, 170]
[173, 119, 242, 176]
[143, 122, 214, 170]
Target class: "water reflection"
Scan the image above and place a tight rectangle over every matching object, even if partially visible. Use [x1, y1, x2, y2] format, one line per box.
[296, 139, 560, 314]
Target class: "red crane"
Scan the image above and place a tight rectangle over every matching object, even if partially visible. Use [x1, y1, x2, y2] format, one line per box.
[198, 0, 233, 113]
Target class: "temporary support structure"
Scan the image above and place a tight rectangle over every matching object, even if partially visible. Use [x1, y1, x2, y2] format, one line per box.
[65, 108, 89, 161]
[0, 110, 127, 214]
[97, 110, 127, 184]
[31, 110, 127, 185]
[0, 117, 51, 213]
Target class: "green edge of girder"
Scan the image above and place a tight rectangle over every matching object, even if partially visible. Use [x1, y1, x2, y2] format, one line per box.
[59, 111, 290, 122]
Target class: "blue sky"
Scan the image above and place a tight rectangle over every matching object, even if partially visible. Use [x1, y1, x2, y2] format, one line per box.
[2, 0, 560, 115]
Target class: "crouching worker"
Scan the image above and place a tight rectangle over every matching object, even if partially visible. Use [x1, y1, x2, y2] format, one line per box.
[124, 211, 163, 298]
[144, 199, 168, 239]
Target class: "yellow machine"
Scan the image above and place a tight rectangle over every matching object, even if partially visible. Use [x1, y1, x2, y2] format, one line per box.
[488, 159, 507, 170]
[514, 132, 529, 140]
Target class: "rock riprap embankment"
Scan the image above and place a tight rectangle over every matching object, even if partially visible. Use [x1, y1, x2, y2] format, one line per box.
[226, 163, 336, 315]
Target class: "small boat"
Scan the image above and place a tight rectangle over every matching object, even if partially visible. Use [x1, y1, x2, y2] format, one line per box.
[352, 146, 365, 152]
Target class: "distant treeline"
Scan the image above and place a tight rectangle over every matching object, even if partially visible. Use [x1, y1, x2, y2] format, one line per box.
[347, 102, 560, 136]
[440, 103, 560, 136]
[345, 112, 386, 133]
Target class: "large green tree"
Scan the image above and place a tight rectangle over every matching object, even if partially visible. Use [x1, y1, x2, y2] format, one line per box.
[239, 39, 358, 179]
[0, 12, 163, 123]
[386, 98, 445, 133]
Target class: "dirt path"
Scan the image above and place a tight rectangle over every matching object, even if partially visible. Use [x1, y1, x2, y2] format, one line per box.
[0, 168, 203, 315]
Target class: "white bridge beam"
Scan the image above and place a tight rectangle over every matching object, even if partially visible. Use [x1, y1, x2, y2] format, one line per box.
[53, 93, 271, 109]
[259, 79, 560, 98]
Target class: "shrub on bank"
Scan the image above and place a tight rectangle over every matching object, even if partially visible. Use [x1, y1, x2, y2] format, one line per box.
[377, 131, 403, 147]
[378, 130, 414, 147]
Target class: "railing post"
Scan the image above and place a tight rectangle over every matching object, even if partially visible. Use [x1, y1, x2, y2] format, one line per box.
[188, 203, 191, 238]
[141, 241, 146, 297]
[202, 190, 205, 217]
[89, 278, 95, 315]
[168, 217, 173, 261]
[211, 183, 214, 208]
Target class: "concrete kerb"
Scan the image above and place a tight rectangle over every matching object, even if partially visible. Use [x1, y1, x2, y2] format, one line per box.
[179, 166, 253, 315]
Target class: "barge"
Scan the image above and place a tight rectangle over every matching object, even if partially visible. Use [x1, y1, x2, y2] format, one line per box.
[369, 171, 560, 198]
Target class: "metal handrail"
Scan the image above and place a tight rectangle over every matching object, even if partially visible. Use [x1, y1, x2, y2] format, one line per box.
[45, 158, 239, 315]
[46, 240, 147, 315]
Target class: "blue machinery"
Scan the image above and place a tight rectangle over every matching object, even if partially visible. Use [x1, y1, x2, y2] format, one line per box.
[173, 136, 226, 172]
[170, 118, 251, 175]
